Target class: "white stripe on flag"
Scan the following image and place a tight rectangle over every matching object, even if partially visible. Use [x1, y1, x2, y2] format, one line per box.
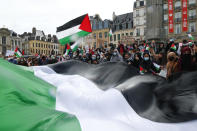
[33, 66, 197, 131]
[57, 25, 80, 40]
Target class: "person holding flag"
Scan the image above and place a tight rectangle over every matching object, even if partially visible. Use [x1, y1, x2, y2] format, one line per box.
[140, 50, 161, 74]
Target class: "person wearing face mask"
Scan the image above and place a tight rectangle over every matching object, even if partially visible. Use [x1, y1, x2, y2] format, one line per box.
[140, 51, 161, 74]
[180, 46, 196, 72]
[110, 49, 123, 62]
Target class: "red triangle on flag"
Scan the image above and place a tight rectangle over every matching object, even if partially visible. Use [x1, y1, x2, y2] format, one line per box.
[171, 44, 175, 48]
[67, 44, 71, 50]
[15, 47, 18, 52]
[140, 66, 144, 71]
[79, 14, 92, 33]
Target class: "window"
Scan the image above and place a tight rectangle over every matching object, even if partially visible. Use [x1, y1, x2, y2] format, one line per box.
[36, 43, 38, 47]
[164, 14, 168, 22]
[113, 35, 116, 41]
[33, 49, 34, 53]
[2, 36, 6, 45]
[175, 12, 182, 22]
[164, 26, 168, 35]
[140, 1, 144, 6]
[136, 28, 140, 36]
[94, 33, 96, 39]
[33, 43, 34, 47]
[49, 51, 50, 54]
[36, 49, 37, 53]
[136, 18, 140, 25]
[175, 12, 181, 19]
[39, 43, 40, 47]
[126, 33, 128, 36]
[94, 42, 96, 48]
[175, 1, 181, 9]
[12, 40, 14, 50]
[104, 41, 107, 47]
[175, 24, 181, 34]
[122, 33, 124, 37]
[118, 34, 121, 40]
[189, 10, 196, 19]
[110, 36, 113, 41]
[15, 40, 17, 47]
[99, 32, 102, 38]
[126, 23, 129, 29]
[130, 32, 133, 36]
[189, 22, 196, 32]
[119, 25, 122, 30]
[104, 32, 108, 38]
[136, 10, 139, 17]
[189, 0, 196, 5]
[41, 44, 43, 48]
[163, 4, 168, 10]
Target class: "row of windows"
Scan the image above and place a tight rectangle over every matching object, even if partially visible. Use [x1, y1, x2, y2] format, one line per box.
[114, 23, 133, 31]
[93, 42, 108, 48]
[164, 0, 196, 10]
[164, 22, 196, 35]
[164, 9, 197, 21]
[92, 20, 109, 30]
[110, 32, 133, 41]
[93, 32, 109, 39]
[32, 43, 58, 49]
[31, 49, 59, 55]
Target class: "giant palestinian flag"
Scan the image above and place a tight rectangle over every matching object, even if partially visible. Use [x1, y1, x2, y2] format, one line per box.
[1, 59, 197, 131]
[57, 14, 92, 45]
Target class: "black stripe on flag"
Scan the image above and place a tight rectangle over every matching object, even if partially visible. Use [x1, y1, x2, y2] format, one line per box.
[57, 14, 87, 33]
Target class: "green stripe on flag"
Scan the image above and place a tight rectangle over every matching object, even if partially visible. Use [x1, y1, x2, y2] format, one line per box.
[59, 31, 90, 45]
[0, 59, 81, 131]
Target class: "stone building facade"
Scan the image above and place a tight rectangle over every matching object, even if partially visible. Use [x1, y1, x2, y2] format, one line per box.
[163, 0, 197, 42]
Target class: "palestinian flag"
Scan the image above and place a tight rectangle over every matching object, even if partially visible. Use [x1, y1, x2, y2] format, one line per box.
[64, 44, 70, 56]
[57, 14, 92, 45]
[153, 63, 161, 71]
[146, 45, 150, 51]
[140, 66, 145, 75]
[109, 29, 113, 37]
[188, 33, 195, 41]
[14, 47, 22, 58]
[1, 59, 197, 131]
[171, 44, 177, 51]
[71, 40, 80, 52]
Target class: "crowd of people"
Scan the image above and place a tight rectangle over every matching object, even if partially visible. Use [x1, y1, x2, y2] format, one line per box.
[3, 39, 197, 80]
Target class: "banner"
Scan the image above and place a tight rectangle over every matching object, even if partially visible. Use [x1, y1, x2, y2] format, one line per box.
[182, 0, 188, 32]
[168, 0, 174, 33]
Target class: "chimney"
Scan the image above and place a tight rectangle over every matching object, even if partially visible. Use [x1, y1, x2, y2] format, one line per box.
[32, 27, 36, 35]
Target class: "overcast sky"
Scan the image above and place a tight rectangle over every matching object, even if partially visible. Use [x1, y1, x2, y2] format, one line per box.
[0, 0, 134, 35]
